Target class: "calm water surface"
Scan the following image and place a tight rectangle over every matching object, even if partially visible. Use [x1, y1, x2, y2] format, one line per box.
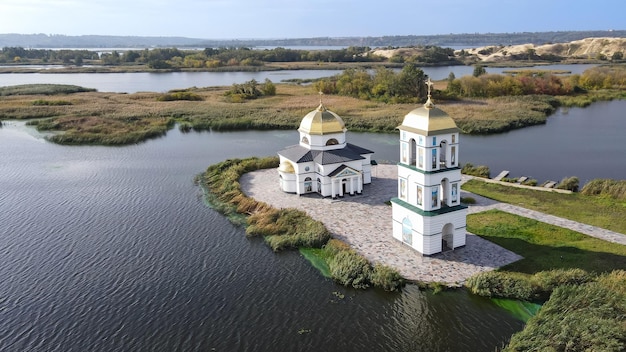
[0, 64, 596, 93]
[0, 124, 523, 351]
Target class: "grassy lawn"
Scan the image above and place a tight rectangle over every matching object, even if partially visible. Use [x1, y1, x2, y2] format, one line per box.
[468, 210, 626, 274]
[462, 179, 626, 235]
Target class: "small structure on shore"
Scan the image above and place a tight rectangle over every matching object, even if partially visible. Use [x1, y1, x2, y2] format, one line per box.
[391, 80, 468, 255]
[277, 101, 374, 198]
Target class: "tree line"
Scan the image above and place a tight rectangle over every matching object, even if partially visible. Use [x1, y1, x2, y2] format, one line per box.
[0, 46, 383, 68]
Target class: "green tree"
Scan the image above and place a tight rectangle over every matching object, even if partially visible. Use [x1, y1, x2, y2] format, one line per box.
[398, 63, 427, 100]
[612, 51, 623, 61]
[473, 65, 486, 77]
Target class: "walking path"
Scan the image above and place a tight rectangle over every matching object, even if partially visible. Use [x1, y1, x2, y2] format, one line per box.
[461, 175, 626, 246]
[240, 165, 626, 285]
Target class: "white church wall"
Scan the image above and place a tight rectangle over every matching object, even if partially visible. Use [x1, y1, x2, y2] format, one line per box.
[278, 171, 297, 193]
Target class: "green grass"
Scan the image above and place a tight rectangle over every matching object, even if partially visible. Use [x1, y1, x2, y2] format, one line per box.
[468, 210, 626, 274]
[462, 178, 626, 234]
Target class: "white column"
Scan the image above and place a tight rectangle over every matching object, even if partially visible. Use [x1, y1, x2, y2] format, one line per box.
[331, 179, 336, 198]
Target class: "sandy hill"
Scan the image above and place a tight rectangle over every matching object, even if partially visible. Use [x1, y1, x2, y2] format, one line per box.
[464, 37, 626, 62]
[372, 37, 626, 62]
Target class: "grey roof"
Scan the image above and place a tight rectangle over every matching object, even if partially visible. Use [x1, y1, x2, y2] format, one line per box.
[278, 143, 373, 166]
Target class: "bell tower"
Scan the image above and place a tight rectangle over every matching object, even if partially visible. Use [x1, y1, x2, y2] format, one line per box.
[391, 79, 467, 255]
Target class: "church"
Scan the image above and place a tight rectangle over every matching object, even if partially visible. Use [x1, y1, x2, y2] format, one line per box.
[277, 101, 374, 198]
[391, 80, 468, 255]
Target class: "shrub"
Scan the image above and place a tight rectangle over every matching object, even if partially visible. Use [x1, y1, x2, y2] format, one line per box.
[327, 248, 372, 289]
[555, 176, 579, 192]
[531, 268, 593, 299]
[460, 196, 476, 204]
[157, 91, 203, 101]
[461, 163, 491, 178]
[581, 179, 626, 200]
[370, 263, 404, 292]
[465, 271, 534, 300]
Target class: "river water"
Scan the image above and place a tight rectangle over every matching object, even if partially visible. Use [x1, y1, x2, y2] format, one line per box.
[0, 64, 597, 93]
[0, 67, 623, 350]
[0, 124, 525, 351]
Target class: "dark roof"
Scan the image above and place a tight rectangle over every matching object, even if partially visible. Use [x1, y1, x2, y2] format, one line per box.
[346, 143, 374, 155]
[278, 143, 373, 165]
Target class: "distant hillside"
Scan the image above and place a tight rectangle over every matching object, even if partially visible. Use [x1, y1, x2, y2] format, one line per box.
[372, 37, 626, 63]
[0, 34, 205, 48]
[465, 37, 626, 62]
[1, 30, 626, 49]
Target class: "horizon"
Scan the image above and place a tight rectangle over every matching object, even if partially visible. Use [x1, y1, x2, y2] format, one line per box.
[2, 0, 625, 39]
[2, 29, 626, 42]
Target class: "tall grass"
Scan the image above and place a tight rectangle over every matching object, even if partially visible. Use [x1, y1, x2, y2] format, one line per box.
[581, 179, 626, 200]
[0, 84, 96, 96]
[503, 270, 626, 352]
[2, 83, 605, 145]
[200, 157, 404, 291]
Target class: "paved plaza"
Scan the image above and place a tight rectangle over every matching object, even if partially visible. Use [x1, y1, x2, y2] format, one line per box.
[240, 165, 625, 285]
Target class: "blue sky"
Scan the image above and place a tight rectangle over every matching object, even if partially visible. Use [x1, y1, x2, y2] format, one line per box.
[1, 0, 624, 38]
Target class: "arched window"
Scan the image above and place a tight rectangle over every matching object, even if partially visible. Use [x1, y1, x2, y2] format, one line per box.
[402, 217, 412, 245]
[305, 177, 312, 181]
[325, 138, 338, 146]
[301, 136, 309, 145]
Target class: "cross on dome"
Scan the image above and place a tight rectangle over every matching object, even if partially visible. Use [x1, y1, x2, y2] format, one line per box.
[424, 78, 435, 109]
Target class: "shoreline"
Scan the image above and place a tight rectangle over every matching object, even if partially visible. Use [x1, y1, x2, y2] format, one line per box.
[240, 164, 522, 286]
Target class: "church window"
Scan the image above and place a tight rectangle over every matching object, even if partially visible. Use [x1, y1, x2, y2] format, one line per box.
[451, 183, 458, 203]
[431, 149, 437, 169]
[452, 134, 456, 143]
[402, 217, 412, 245]
[305, 166, 310, 172]
[399, 178, 407, 200]
[418, 148, 424, 168]
[301, 136, 309, 145]
[431, 188, 438, 208]
[326, 138, 339, 146]
[417, 186, 423, 206]
[432, 137, 437, 146]
[451, 146, 456, 165]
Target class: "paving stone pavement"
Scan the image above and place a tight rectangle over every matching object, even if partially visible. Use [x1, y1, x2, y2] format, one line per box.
[240, 165, 626, 285]
[240, 165, 521, 286]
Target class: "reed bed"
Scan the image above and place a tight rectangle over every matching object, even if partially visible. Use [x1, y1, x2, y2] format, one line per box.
[0, 83, 598, 144]
[200, 157, 404, 291]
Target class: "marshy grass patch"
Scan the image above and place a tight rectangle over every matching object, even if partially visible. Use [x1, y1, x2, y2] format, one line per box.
[201, 157, 405, 291]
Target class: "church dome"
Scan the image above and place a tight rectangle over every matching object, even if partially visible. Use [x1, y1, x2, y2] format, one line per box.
[398, 96, 458, 135]
[278, 161, 295, 173]
[298, 103, 347, 135]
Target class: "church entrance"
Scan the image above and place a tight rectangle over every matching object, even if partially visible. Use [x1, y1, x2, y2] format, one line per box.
[441, 223, 454, 251]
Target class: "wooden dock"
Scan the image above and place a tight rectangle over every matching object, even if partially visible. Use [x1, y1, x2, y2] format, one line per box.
[544, 181, 557, 188]
[493, 170, 509, 181]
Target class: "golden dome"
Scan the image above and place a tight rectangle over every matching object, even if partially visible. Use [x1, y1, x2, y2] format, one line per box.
[298, 103, 347, 135]
[398, 96, 458, 135]
[278, 161, 295, 173]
